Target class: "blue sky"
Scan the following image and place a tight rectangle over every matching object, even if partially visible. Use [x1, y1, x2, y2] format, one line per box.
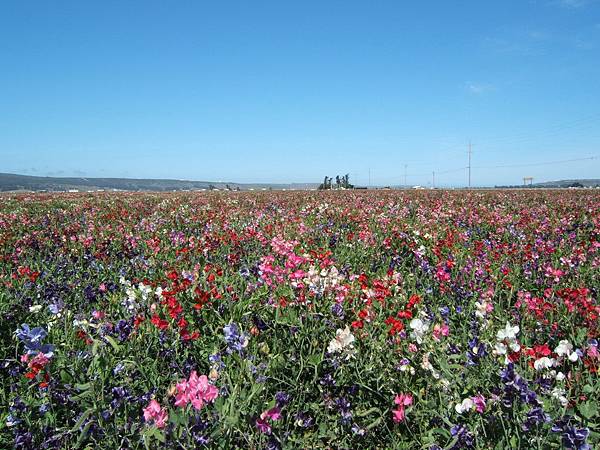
[1, 0, 599, 186]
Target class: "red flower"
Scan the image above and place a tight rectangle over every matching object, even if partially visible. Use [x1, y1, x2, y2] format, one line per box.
[151, 315, 169, 330]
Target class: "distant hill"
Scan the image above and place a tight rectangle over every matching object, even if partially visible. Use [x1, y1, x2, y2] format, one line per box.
[495, 179, 600, 188]
[0, 173, 319, 192]
[530, 179, 600, 188]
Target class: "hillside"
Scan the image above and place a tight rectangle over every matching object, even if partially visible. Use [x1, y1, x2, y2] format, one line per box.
[0, 173, 318, 192]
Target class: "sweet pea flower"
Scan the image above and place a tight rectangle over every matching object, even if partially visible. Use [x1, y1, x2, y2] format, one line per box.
[555, 340, 580, 362]
[472, 395, 486, 413]
[533, 356, 556, 370]
[409, 318, 429, 344]
[327, 326, 355, 355]
[456, 395, 486, 414]
[174, 371, 219, 410]
[455, 398, 474, 414]
[143, 399, 168, 428]
[256, 407, 281, 434]
[432, 323, 449, 341]
[392, 393, 413, 423]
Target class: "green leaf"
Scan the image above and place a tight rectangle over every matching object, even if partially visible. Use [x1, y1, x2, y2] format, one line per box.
[582, 384, 595, 394]
[70, 408, 94, 433]
[578, 401, 598, 419]
[104, 335, 121, 352]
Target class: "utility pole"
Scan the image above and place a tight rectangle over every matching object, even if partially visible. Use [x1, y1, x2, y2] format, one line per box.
[467, 140, 472, 188]
[404, 164, 407, 188]
[432, 171, 435, 189]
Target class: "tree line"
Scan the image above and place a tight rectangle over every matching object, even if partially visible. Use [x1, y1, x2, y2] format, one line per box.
[318, 174, 354, 190]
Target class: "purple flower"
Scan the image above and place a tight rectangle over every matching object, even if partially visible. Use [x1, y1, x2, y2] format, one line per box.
[223, 323, 248, 354]
[331, 303, 345, 319]
[115, 320, 132, 342]
[15, 324, 54, 357]
[449, 424, 474, 449]
[552, 417, 590, 450]
[275, 391, 290, 407]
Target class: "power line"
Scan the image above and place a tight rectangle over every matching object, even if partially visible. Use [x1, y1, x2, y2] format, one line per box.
[437, 167, 467, 175]
[406, 154, 597, 186]
[472, 155, 598, 170]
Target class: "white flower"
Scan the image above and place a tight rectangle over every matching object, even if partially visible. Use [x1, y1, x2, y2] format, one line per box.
[494, 342, 507, 355]
[475, 301, 488, 319]
[555, 340, 573, 357]
[494, 322, 520, 363]
[327, 326, 355, 354]
[139, 283, 152, 299]
[29, 304, 43, 313]
[533, 357, 556, 370]
[551, 387, 568, 407]
[556, 371, 566, 381]
[555, 340, 579, 362]
[125, 287, 137, 301]
[497, 322, 519, 341]
[455, 398, 474, 414]
[409, 318, 429, 344]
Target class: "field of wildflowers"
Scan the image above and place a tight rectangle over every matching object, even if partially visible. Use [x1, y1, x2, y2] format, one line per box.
[0, 190, 598, 449]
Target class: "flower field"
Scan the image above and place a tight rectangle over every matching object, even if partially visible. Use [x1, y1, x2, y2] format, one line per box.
[1, 190, 598, 449]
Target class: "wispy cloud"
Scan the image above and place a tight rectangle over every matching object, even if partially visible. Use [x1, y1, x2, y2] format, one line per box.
[483, 23, 597, 56]
[528, 30, 550, 41]
[483, 35, 540, 55]
[466, 83, 495, 95]
[554, 0, 595, 8]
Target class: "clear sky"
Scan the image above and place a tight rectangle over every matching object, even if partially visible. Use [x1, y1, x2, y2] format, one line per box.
[1, 1, 599, 187]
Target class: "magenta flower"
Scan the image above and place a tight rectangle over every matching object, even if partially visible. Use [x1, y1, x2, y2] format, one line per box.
[256, 406, 281, 434]
[395, 393, 414, 407]
[256, 417, 271, 434]
[143, 399, 168, 428]
[392, 393, 413, 423]
[472, 394, 486, 413]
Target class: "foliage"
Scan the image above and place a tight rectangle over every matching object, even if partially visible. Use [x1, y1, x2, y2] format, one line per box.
[0, 190, 598, 449]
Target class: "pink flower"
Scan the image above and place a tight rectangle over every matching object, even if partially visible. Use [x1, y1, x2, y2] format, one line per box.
[472, 395, 486, 413]
[285, 254, 306, 269]
[256, 407, 281, 434]
[143, 399, 168, 428]
[433, 323, 449, 341]
[394, 393, 413, 406]
[260, 407, 281, 421]
[392, 408, 406, 423]
[288, 269, 306, 280]
[174, 371, 219, 410]
[256, 417, 271, 434]
[392, 393, 413, 423]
